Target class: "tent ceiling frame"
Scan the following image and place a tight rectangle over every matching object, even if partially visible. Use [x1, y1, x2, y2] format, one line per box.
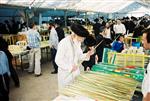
[1, 0, 150, 14]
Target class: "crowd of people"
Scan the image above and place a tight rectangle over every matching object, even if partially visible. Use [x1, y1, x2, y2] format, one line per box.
[0, 15, 150, 101]
[0, 18, 27, 34]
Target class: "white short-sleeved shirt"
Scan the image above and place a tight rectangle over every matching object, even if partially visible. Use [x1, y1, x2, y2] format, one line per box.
[142, 61, 150, 97]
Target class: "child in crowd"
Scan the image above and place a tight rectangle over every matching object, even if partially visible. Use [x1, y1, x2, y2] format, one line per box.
[112, 35, 125, 52]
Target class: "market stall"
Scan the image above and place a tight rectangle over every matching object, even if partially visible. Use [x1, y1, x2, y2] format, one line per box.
[53, 46, 149, 100]
[54, 71, 138, 101]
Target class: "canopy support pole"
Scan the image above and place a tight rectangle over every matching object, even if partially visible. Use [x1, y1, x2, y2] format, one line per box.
[39, 13, 42, 25]
[84, 12, 87, 26]
[98, 13, 100, 18]
[64, 10, 67, 27]
[25, 9, 29, 30]
[108, 13, 113, 19]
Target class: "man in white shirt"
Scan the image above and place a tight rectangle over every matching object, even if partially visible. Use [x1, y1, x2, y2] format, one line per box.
[49, 23, 59, 74]
[142, 28, 150, 101]
[113, 20, 126, 38]
[55, 23, 94, 89]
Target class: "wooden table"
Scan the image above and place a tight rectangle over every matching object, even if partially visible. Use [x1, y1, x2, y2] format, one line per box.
[10, 48, 29, 71]
[40, 41, 51, 62]
[9, 41, 51, 70]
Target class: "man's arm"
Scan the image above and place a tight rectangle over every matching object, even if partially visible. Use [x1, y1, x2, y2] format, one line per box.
[143, 93, 150, 101]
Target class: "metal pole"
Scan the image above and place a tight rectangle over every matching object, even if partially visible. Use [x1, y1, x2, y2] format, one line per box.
[85, 12, 87, 26]
[39, 13, 42, 25]
[64, 10, 67, 27]
[25, 9, 29, 30]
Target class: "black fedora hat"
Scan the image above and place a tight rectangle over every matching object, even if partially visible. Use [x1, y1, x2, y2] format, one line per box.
[94, 18, 99, 22]
[84, 35, 96, 47]
[71, 23, 89, 37]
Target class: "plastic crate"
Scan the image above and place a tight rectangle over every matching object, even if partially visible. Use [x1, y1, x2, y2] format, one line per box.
[132, 42, 141, 48]
[107, 52, 149, 68]
[92, 63, 144, 82]
[102, 48, 115, 64]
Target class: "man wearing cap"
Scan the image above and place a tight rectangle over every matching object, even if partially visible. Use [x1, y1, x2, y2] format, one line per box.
[55, 21, 65, 42]
[82, 35, 98, 71]
[93, 18, 102, 38]
[55, 23, 94, 89]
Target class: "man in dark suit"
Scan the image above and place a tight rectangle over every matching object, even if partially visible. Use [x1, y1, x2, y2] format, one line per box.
[55, 21, 65, 42]
[95, 28, 112, 62]
[93, 18, 102, 38]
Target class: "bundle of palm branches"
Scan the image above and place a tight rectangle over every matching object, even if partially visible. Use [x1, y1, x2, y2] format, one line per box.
[60, 71, 138, 101]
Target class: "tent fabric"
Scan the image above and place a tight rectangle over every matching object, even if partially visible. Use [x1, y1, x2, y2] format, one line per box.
[126, 6, 150, 17]
[0, 0, 150, 13]
[69, 0, 135, 13]
[118, 1, 144, 13]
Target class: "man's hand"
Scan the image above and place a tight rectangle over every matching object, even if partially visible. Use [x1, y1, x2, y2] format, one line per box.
[95, 55, 98, 64]
[143, 93, 150, 101]
[86, 67, 90, 71]
[87, 47, 95, 57]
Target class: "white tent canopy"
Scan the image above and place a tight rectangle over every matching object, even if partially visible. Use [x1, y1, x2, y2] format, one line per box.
[127, 6, 150, 17]
[0, 0, 150, 13]
[69, 0, 135, 13]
